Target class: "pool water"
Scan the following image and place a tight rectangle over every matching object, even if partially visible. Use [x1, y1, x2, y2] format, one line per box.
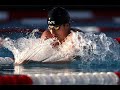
[0, 29, 120, 75]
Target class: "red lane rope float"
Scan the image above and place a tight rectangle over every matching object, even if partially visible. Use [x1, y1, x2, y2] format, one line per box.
[114, 72, 120, 85]
[114, 37, 120, 44]
[0, 75, 33, 85]
[115, 72, 120, 78]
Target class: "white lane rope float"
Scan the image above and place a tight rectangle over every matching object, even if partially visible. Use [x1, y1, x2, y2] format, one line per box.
[0, 72, 120, 85]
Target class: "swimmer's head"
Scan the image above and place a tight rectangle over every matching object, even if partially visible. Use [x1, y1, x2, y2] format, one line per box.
[47, 7, 70, 26]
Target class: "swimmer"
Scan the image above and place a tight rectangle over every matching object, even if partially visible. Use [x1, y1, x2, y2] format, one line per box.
[40, 7, 82, 47]
[41, 7, 120, 46]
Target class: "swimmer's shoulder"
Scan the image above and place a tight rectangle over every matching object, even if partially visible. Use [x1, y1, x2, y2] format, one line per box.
[40, 29, 52, 40]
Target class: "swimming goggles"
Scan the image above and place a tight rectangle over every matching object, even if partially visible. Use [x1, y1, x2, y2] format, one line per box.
[48, 25, 60, 30]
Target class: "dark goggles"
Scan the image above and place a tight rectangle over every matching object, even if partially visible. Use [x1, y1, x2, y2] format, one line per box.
[48, 25, 60, 31]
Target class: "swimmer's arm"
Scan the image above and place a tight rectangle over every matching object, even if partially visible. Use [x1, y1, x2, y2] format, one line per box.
[40, 31, 47, 40]
[40, 30, 51, 40]
[40, 30, 59, 47]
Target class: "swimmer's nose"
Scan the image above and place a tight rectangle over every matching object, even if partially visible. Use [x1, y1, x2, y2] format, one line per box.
[49, 29, 56, 34]
[49, 29, 53, 34]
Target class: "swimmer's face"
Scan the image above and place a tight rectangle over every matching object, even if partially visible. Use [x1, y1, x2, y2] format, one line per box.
[48, 24, 70, 36]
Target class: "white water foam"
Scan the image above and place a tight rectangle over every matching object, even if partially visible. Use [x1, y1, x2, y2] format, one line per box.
[1, 29, 120, 65]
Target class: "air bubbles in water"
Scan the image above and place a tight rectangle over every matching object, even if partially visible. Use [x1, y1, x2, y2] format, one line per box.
[0, 29, 120, 65]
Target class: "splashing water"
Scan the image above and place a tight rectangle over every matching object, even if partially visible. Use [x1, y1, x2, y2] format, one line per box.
[1, 29, 120, 65]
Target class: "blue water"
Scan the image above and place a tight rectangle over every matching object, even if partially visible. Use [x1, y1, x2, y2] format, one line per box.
[0, 30, 120, 75]
[0, 18, 120, 75]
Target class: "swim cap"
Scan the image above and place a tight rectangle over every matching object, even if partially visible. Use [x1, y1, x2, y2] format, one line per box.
[47, 7, 70, 26]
